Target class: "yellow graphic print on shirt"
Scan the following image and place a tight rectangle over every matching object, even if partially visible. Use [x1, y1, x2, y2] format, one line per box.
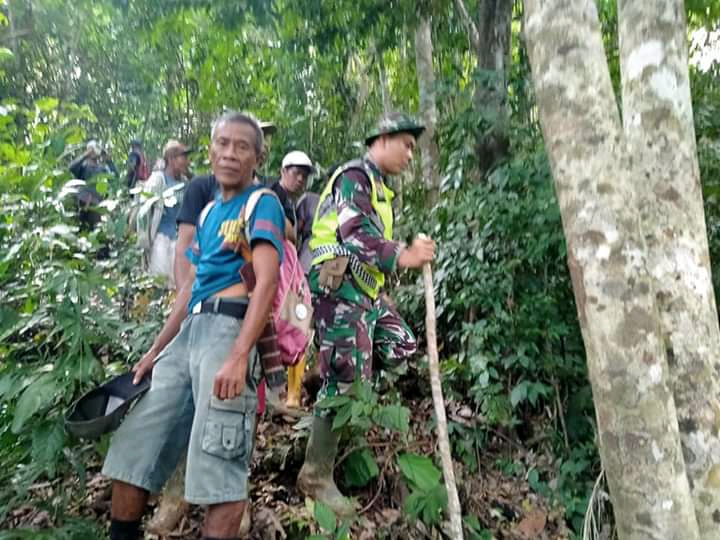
[219, 218, 252, 260]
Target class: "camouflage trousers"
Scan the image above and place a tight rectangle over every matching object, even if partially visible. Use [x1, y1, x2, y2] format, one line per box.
[314, 294, 416, 399]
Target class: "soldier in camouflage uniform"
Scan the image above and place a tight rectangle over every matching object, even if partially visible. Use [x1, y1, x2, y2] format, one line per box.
[297, 113, 436, 516]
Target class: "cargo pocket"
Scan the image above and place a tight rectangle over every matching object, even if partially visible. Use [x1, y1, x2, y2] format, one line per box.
[201, 394, 256, 461]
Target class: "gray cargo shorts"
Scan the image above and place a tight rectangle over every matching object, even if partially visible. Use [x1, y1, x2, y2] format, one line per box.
[102, 312, 260, 504]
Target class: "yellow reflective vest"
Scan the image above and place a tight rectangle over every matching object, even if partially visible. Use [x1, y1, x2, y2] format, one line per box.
[309, 159, 395, 299]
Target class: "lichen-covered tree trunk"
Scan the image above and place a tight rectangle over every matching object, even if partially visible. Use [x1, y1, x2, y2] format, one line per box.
[414, 15, 440, 204]
[453, 0, 511, 172]
[473, 0, 511, 170]
[618, 1, 720, 535]
[524, 1, 700, 538]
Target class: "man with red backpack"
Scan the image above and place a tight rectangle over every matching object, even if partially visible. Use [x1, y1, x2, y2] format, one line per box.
[126, 139, 150, 190]
[102, 112, 285, 540]
[145, 120, 282, 537]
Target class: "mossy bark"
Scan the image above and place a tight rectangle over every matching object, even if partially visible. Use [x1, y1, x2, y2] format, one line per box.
[618, 1, 720, 535]
[525, 1, 700, 538]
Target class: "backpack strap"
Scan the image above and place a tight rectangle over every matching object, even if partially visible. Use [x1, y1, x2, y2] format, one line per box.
[249, 189, 301, 292]
[241, 187, 278, 238]
[239, 188, 281, 261]
[197, 200, 216, 229]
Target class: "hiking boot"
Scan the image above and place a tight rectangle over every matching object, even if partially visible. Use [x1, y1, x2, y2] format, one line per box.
[297, 414, 356, 518]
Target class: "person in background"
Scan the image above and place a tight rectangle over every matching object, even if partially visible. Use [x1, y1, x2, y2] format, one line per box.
[254, 121, 278, 185]
[126, 139, 149, 190]
[143, 140, 191, 288]
[269, 151, 315, 409]
[70, 140, 116, 181]
[69, 140, 116, 231]
[269, 150, 314, 244]
[152, 158, 166, 172]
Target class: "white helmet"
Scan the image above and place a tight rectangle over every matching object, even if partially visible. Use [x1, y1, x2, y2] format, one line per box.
[281, 150, 314, 171]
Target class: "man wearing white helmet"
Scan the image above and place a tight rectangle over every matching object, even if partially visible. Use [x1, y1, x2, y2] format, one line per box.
[270, 150, 314, 243]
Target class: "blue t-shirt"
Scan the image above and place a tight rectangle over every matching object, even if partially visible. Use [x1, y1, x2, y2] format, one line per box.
[188, 185, 285, 310]
[157, 174, 183, 239]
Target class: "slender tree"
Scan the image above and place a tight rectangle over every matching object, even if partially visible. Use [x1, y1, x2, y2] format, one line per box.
[414, 9, 440, 203]
[618, 1, 720, 535]
[453, 0, 512, 171]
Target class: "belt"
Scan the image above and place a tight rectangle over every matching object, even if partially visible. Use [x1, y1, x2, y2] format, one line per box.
[191, 297, 248, 319]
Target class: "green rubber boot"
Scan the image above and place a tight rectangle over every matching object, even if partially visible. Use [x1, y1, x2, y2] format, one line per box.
[297, 415, 356, 518]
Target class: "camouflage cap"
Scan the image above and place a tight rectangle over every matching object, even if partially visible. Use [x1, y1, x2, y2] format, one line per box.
[364, 112, 425, 146]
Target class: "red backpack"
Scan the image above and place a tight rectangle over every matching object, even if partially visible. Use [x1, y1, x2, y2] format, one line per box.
[137, 152, 150, 181]
[197, 188, 313, 366]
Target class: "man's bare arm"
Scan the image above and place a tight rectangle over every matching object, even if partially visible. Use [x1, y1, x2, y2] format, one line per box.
[174, 223, 196, 289]
[213, 242, 279, 399]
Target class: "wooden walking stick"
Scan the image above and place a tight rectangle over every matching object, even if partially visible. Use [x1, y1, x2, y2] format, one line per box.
[419, 235, 464, 540]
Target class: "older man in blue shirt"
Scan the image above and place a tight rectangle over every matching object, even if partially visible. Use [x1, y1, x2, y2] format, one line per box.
[102, 112, 286, 540]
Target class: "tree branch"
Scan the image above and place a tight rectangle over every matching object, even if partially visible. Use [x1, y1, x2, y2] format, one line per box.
[453, 0, 480, 51]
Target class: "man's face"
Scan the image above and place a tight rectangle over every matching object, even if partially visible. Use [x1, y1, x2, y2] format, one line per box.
[170, 153, 190, 178]
[209, 122, 260, 187]
[281, 165, 311, 195]
[377, 133, 416, 175]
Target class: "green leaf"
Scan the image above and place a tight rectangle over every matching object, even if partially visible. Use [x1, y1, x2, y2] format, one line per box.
[464, 515, 493, 539]
[0, 372, 18, 398]
[316, 395, 352, 409]
[35, 97, 59, 113]
[353, 380, 375, 403]
[343, 448, 379, 487]
[397, 453, 442, 492]
[510, 380, 528, 407]
[332, 402, 353, 430]
[31, 419, 66, 477]
[0, 47, 12, 63]
[404, 483, 447, 526]
[95, 178, 109, 195]
[373, 403, 410, 433]
[335, 521, 351, 539]
[48, 135, 66, 158]
[313, 500, 337, 533]
[12, 373, 58, 434]
[0, 307, 22, 341]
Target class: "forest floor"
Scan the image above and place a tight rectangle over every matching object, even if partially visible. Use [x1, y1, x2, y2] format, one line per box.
[2, 393, 574, 539]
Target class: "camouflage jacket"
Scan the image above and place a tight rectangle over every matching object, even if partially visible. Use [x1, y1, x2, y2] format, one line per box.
[309, 157, 403, 309]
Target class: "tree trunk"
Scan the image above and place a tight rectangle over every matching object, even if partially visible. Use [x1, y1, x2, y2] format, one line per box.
[454, 0, 512, 173]
[377, 51, 391, 114]
[618, 1, 720, 535]
[6, 0, 19, 68]
[525, 1, 700, 538]
[474, 0, 511, 171]
[414, 15, 440, 204]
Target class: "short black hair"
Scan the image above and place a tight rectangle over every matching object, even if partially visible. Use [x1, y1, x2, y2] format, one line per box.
[210, 111, 264, 156]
